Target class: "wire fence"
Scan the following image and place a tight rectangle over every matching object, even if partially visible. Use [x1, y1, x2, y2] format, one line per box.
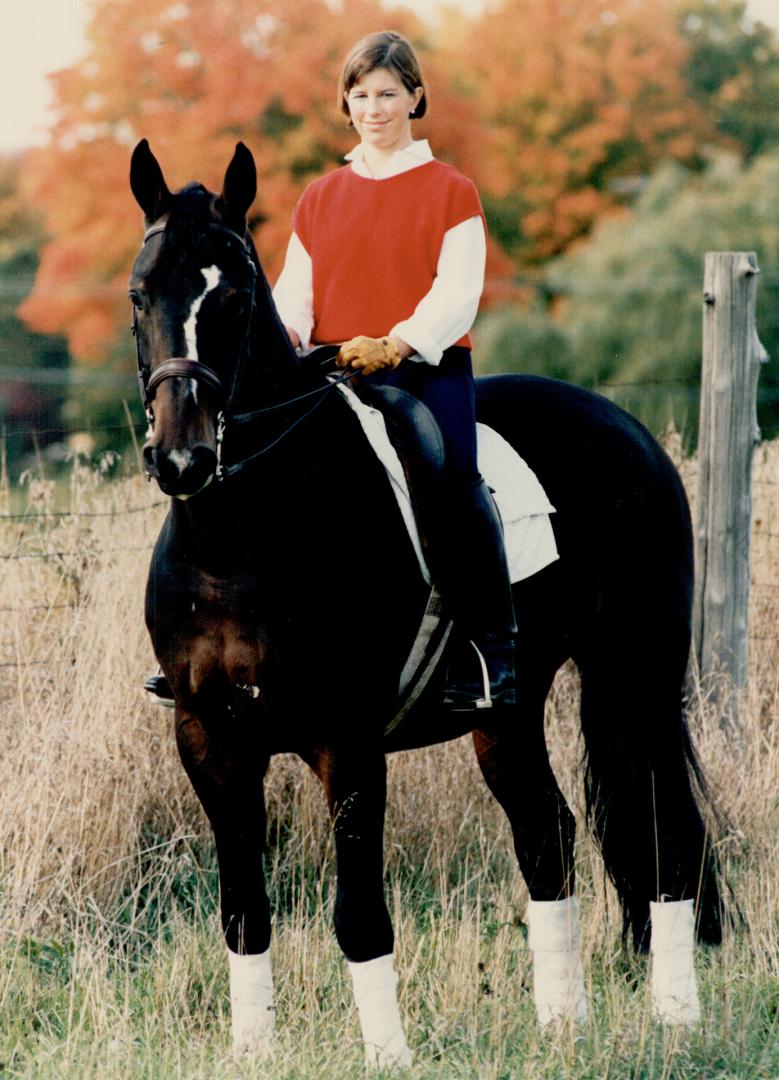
[0, 470, 776, 663]
[1, 336, 777, 679]
[0, 501, 164, 521]
[0, 545, 154, 561]
[5, 375, 778, 399]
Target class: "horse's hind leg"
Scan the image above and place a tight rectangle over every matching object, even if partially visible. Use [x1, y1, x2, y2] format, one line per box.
[579, 619, 722, 1024]
[473, 656, 587, 1024]
[473, 687, 574, 902]
[578, 640, 722, 952]
[175, 707, 274, 1054]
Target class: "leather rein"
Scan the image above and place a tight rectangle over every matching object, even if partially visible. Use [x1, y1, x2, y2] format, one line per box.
[134, 222, 349, 482]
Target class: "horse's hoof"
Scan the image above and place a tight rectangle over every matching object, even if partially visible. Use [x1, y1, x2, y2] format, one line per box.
[364, 1043, 413, 1070]
[650, 899, 701, 1026]
[232, 1033, 278, 1061]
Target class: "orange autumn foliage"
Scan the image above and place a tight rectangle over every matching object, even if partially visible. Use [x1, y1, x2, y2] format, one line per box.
[20, 0, 714, 365]
[20, 0, 488, 363]
[452, 0, 712, 260]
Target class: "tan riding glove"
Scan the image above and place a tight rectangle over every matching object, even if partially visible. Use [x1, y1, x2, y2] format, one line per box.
[336, 335, 402, 376]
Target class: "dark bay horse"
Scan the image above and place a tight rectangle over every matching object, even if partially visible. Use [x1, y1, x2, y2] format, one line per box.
[129, 140, 722, 1059]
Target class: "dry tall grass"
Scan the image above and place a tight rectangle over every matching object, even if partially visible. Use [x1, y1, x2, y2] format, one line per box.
[0, 442, 777, 1077]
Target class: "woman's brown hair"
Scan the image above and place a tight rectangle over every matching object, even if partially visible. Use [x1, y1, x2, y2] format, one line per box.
[338, 31, 428, 121]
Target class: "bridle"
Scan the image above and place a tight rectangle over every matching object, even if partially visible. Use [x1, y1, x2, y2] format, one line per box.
[135, 220, 256, 427]
[133, 221, 350, 483]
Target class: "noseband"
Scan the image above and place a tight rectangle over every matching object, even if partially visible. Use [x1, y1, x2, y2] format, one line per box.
[145, 357, 226, 402]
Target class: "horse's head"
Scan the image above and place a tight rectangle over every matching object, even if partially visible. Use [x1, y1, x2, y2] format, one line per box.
[129, 140, 258, 497]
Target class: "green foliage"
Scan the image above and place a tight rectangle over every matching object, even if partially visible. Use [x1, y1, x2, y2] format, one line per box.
[475, 150, 779, 444]
[679, 0, 779, 159]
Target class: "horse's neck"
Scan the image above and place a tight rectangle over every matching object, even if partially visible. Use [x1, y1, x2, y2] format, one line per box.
[175, 250, 370, 569]
[243, 250, 311, 405]
[174, 386, 350, 569]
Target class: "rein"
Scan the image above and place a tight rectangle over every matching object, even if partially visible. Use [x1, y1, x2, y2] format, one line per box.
[134, 222, 352, 483]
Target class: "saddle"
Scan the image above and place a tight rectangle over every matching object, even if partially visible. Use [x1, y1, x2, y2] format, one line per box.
[300, 346, 557, 731]
[302, 345, 447, 573]
[300, 347, 462, 725]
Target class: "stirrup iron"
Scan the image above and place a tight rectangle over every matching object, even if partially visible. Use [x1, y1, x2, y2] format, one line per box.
[469, 640, 493, 709]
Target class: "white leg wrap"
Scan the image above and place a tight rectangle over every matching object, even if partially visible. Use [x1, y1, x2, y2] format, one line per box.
[228, 946, 276, 1055]
[527, 896, 588, 1026]
[650, 900, 700, 1025]
[348, 953, 412, 1069]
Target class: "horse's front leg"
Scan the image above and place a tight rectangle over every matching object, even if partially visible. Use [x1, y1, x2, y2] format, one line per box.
[175, 707, 275, 1055]
[307, 744, 412, 1069]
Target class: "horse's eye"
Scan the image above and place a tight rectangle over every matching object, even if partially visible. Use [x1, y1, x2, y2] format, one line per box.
[128, 289, 144, 310]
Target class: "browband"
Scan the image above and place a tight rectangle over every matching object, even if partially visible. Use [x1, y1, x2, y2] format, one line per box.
[143, 222, 251, 252]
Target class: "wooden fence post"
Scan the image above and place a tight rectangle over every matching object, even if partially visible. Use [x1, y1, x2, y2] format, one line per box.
[692, 251, 767, 716]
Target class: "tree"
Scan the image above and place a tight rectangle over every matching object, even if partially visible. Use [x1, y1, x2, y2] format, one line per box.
[450, 0, 713, 262]
[475, 150, 779, 443]
[21, 0, 777, 431]
[19, 0, 492, 374]
[0, 157, 69, 469]
[678, 0, 779, 159]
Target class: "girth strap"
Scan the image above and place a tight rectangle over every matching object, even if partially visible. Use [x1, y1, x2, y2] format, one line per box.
[385, 586, 452, 736]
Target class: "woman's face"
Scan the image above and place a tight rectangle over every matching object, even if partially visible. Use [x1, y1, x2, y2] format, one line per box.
[344, 67, 423, 154]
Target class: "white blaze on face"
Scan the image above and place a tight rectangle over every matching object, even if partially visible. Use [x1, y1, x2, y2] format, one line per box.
[183, 265, 221, 361]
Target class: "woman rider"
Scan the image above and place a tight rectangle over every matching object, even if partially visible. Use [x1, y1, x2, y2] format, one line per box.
[145, 31, 516, 710]
[273, 30, 517, 711]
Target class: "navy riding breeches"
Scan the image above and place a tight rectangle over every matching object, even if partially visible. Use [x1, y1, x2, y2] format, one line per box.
[370, 346, 479, 488]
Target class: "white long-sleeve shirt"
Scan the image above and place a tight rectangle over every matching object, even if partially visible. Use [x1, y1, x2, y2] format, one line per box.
[272, 140, 486, 366]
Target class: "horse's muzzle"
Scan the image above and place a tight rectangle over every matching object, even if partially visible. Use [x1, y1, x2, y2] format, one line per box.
[143, 442, 217, 498]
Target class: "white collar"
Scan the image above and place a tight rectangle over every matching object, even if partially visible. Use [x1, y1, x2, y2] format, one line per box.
[345, 139, 434, 179]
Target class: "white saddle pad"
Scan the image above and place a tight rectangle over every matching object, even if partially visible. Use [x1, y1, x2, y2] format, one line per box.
[336, 383, 558, 585]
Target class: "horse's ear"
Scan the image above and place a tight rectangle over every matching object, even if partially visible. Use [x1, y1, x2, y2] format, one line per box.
[130, 139, 172, 222]
[221, 142, 257, 223]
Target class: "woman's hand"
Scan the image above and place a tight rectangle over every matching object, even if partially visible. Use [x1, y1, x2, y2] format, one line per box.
[285, 326, 301, 349]
[336, 335, 404, 376]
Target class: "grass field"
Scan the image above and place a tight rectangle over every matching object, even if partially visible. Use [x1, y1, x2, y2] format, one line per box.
[0, 441, 777, 1078]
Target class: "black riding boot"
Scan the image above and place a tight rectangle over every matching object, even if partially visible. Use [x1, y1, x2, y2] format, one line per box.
[440, 478, 518, 711]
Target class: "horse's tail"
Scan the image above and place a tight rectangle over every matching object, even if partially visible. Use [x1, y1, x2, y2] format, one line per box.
[576, 458, 725, 950]
[580, 663, 725, 949]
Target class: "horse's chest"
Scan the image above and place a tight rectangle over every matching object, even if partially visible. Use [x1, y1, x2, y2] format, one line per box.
[184, 618, 270, 693]
[153, 570, 271, 678]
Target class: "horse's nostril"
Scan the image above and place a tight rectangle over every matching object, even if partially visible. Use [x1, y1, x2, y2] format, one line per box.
[192, 445, 217, 472]
[143, 444, 158, 476]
